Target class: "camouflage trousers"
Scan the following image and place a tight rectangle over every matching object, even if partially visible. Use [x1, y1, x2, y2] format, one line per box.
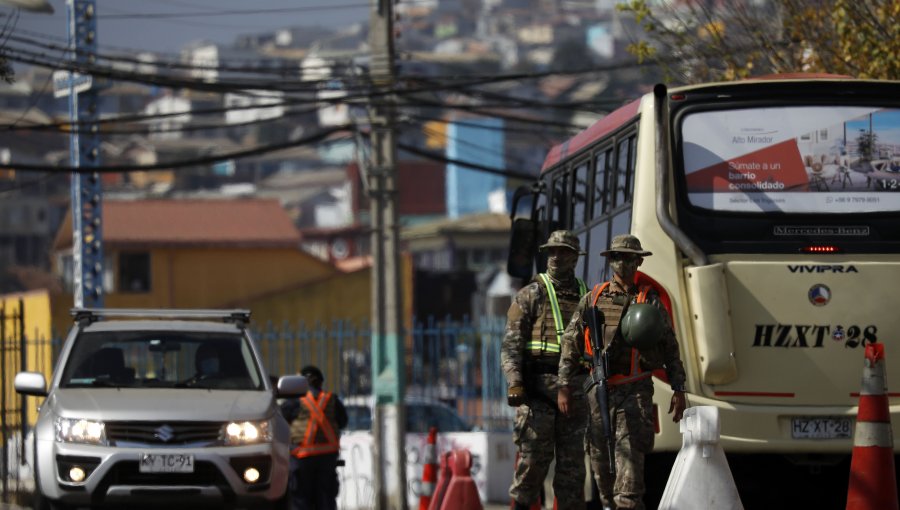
[510, 374, 588, 510]
[586, 378, 655, 510]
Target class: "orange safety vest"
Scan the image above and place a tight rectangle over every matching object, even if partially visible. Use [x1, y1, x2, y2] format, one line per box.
[290, 391, 340, 458]
[583, 282, 653, 387]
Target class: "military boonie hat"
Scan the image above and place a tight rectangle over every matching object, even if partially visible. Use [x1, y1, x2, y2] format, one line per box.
[538, 230, 586, 255]
[600, 234, 652, 257]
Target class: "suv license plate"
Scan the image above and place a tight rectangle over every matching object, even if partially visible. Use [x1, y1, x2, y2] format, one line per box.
[791, 417, 853, 439]
[140, 453, 195, 473]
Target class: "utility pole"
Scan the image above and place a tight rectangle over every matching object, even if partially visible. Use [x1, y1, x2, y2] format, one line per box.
[64, 0, 104, 309]
[368, 0, 406, 508]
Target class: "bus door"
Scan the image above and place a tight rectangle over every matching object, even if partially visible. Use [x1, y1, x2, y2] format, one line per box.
[507, 179, 566, 280]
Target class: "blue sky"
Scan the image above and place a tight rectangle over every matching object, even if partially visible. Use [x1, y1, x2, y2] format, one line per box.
[8, 0, 370, 55]
[846, 110, 900, 146]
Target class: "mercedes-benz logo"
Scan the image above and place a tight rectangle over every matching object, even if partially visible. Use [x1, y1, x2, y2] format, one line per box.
[154, 424, 175, 442]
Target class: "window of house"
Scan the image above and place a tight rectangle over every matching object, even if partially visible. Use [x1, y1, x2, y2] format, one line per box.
[118, 252, 151, 293]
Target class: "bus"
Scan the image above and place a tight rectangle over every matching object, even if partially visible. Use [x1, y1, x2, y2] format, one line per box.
[507, 75, 900, 503]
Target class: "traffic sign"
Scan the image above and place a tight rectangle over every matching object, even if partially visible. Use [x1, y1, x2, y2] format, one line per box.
[52, 70, 93, 98]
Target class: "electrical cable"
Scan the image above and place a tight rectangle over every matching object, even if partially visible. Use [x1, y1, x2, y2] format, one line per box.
[0, 125, 350, 173]
[397, 142, 534, 180]
[99, 4, 370, 20]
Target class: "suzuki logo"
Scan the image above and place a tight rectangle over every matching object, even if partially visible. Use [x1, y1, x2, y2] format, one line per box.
[155, 425, 175, 442]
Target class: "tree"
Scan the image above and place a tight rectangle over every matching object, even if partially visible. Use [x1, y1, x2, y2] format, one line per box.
[616, 0, 900, 84]
[855, 130, 878, 161]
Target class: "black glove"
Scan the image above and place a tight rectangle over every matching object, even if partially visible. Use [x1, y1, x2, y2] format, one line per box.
[507, 385, 526, 407]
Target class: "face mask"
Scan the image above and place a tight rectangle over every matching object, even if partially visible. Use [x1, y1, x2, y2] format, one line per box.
[610, 255, 641, 283]
[547, 249, 577, 279]
[200, 358, 219, 374]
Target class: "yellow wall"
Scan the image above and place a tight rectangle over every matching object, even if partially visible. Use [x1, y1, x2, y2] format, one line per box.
[112, 246, 336, 309]
[245, 268, 371, 327]
[1, 290, 53, 426]
[52, 245, 337, 334]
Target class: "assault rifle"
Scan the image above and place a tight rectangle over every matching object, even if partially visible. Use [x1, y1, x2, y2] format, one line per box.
[583, 304, 615, 475]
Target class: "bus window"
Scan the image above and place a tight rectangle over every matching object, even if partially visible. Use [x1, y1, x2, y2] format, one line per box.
[587, 223, 610, 284]
[572, 161, 590, 228]
[611, 210, 632, 245]
[550, 173, 567, 231]
[614, 137, 633, 206]
[592, 148, 612, 218]
[575, 231, 587, 280]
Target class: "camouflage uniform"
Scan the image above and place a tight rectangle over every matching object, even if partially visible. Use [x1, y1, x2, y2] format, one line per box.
[559, 236, 686, 510]
[502, 231, 589, 510]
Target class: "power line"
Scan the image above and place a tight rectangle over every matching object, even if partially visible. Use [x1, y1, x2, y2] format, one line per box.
[1, 125, 349, 173]
[7, 32, 342, 78]
[0, 173, 64, 195]
[99, 3, 370, 20]
[398, 142, 534, 180]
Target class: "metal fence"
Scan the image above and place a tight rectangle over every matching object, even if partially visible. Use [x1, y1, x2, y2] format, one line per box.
[0, 300, 29, 504]
[251, 315, 514, 432]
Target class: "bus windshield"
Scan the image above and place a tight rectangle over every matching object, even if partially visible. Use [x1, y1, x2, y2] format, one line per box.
[680, 106, 900, 214]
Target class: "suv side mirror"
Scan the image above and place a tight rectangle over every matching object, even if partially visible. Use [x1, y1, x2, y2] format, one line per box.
[277, 375, 308, 398]
[15, 372, 47, 397]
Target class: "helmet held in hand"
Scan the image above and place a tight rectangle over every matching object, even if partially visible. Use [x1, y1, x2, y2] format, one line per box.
[620, 303, 665, 350]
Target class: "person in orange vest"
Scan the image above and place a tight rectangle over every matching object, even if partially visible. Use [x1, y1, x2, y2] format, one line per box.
[558, 234, 687, 510]
[281, 365, 348, 510]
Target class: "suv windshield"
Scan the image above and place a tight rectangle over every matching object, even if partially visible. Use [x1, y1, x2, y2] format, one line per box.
[60, 331, 263, 390]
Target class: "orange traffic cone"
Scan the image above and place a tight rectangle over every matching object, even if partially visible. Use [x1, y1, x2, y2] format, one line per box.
[428, 451, 452, 510]
[847, 342, 899, 510]
[419, 427, 439, 510]
[439, 449, 483, 510]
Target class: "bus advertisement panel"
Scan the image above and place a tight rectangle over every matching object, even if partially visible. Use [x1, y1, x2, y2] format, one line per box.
[683, 107, 900, 213]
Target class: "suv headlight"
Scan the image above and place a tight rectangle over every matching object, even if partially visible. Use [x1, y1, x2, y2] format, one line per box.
[56, 418, 106, 445]
[222, 419, 271, 445]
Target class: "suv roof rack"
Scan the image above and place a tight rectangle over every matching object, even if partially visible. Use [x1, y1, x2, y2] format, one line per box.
[71, 308, 251, 327]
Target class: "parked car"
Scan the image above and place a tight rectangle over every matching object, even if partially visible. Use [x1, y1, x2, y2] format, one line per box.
[15, 308, 307, 510]
[342, 395, 473, 433]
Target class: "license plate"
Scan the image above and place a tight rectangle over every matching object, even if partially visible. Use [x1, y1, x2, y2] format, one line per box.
[139, 453, 195, 473]
[791, 417, 853, 439]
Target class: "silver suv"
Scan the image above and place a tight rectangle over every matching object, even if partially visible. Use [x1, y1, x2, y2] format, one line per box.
[15, 308, 307, 510]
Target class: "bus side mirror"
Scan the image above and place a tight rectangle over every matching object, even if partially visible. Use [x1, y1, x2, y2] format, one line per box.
[507, 217, 537, 280]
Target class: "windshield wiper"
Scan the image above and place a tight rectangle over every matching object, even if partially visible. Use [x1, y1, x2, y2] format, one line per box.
[65, 379, 122, 388]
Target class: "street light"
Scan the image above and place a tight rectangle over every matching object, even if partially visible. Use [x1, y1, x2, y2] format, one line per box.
[0, 0, 54, 14]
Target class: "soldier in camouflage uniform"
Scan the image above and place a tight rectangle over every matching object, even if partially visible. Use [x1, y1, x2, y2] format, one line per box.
[502, 230, 590, 510]
[558, 234, 687, 510]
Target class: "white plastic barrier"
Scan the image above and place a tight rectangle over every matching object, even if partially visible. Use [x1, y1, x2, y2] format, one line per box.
[659, 406, 744, 510]
[338, 431, 515, 509]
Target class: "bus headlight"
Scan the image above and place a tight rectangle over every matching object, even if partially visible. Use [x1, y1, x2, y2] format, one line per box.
[55, 418, 106, 445]
[222, 420, 271, 445]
